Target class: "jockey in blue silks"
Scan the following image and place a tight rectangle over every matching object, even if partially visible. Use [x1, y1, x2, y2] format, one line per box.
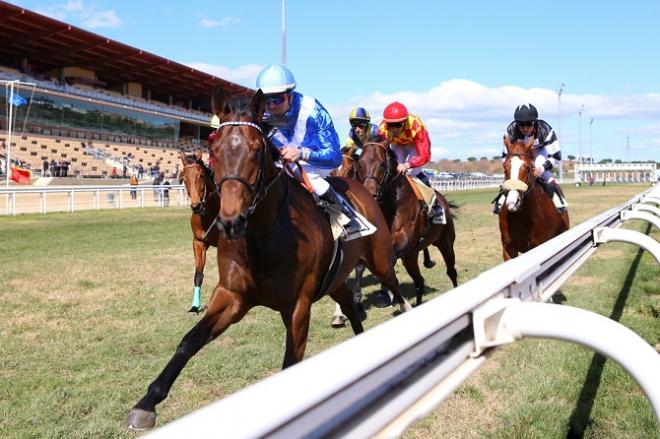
[256, 64, 361, 235]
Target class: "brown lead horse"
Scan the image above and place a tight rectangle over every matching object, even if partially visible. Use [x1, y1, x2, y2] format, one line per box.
[357, 140, 458, 306]
[126, 88, 412, 430]
[498, 136, 570, 260]
[179, 151, 219, 313]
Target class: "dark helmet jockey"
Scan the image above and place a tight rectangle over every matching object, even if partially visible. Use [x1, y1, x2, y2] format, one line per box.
[494, 103, 568, 214]
[346, 107, 383, 151]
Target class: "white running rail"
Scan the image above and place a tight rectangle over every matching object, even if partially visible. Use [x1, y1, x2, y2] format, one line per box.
[1, 184, 188, 215]
[145, 185, 660, 438]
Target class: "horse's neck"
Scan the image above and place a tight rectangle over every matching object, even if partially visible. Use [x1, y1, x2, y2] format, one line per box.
[247, 165, 288, 232]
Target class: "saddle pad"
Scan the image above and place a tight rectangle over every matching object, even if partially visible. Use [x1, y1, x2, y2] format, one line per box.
[407, 175, 436, 206]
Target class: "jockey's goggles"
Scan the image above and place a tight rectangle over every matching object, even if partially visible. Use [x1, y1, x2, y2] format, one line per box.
[518, 121, 534, 128]
[387, 121, 404, 128]
[264, 94, 287, 105]
[350, 121, 368, 128]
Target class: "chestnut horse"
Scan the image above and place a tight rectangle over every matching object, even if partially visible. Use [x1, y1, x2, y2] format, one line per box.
[328, 145, 434, 326]
[179, 150, 219, 313]
[126, 89, 412, 430]
[357, 140, 458, 306]
[333, 146, 360, 179]
[499, 136, 570, 260]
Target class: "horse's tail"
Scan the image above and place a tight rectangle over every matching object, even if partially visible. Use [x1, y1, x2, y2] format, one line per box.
[446, 200, 459, 219]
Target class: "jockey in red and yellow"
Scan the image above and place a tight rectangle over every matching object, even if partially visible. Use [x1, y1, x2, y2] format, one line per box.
[378, 101, 433, 187]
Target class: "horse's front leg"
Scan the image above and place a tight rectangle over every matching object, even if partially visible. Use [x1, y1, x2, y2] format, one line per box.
[502, 240, 518, 261]
[126, 285, 250, 431]
[280, 296, 313, 369]
[188, 238, 208, 314]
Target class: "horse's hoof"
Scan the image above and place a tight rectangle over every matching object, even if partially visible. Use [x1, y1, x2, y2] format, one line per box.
[423, 260, 436, 269]
[331, 315, 346, 328]
[187, 306, 200, 315]
[125, 408, 156, 431]
[373, 291, 392, 308]
[357, 304, 367, 322]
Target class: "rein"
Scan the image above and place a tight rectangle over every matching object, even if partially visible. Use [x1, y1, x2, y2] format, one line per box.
[215, 120, 285, 217]
[360, 142, 401, 200]
[184, 160, 217, 215]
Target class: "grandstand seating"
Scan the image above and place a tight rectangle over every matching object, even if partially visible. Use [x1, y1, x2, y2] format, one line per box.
[1, 132, 206, 179]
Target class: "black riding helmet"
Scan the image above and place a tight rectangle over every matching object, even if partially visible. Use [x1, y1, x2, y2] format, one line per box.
[514, 104, 539, 122]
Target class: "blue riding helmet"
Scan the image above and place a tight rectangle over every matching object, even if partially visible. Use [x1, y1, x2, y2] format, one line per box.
[256, 64, 297, 94]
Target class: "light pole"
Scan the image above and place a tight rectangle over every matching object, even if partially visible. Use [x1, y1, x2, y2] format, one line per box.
[557, 83, 565, 181]
[578, 104, 584, 164]
[281, 0, 286, 65]
[589, 118, 594, 164]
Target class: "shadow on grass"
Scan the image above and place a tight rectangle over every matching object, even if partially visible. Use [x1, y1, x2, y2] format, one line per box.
[567, 224, 651, 438]
[350, 273, 439, 311]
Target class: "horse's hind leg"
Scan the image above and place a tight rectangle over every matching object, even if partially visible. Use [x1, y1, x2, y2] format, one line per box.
[402, 252, 426, 306]
[352, 261, 367, 321]
[435, 233, 458, 288]
[330, 282, 365, 335]
[423, 248, 436, 268]
[126, 286, 249, 431]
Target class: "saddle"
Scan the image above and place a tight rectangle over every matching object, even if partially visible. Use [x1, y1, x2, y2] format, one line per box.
[405, 175, 446, 224]
[283, 161, 376, 241]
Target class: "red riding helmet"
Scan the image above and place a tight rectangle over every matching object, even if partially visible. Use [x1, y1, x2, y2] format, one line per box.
[383, 101, 409, 123]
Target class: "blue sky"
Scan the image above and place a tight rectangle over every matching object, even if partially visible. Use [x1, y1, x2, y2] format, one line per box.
[11, 0, 660, 162]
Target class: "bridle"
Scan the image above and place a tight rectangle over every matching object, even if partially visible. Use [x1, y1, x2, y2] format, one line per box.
[184, 159, 216, 216]
[502, 151, 536, 201]
[214, 120, 284, 216]
[359, 142, 400, 200]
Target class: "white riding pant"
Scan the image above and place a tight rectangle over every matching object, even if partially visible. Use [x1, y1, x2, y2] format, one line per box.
[391, 144, 423, 176]
[285, 161, 332, 195]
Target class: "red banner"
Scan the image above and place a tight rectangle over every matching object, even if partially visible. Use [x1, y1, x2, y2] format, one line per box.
[11, 166, 32, 184]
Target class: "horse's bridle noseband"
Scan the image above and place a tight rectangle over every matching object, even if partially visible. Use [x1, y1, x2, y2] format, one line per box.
[360, 142, 400, 200]
[214, 120, 283, 216]
[503, 152, 536, 200]
[184, 160, 215, 215]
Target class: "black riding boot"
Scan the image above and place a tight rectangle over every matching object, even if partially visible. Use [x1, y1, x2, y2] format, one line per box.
[416, 172, 444, 221]
[320, 186, 362, 237]
[537, 179, 568, 213]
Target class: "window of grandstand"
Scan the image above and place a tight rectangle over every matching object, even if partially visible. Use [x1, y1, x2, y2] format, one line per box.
[1, 90, 179, 142]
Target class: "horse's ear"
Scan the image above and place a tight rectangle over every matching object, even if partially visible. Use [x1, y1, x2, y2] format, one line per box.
[179, 151, 187, 164]
[195, 150, 203, 162]
[250, 89, 265, 120]
[211, 86, 230, 118]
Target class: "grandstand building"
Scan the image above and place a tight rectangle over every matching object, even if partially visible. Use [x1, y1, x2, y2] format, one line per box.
[0, 0, 252, 180]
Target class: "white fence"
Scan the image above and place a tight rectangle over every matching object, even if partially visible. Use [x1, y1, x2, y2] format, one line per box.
[432, 178, 501, 192]
[146, 185, 660, 438]
[0, 184, 188, 215]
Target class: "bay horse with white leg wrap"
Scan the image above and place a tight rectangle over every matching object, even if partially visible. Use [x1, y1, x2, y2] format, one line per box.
[179, 150, 219, 313]
[357, 140, 459, 306]
[499, 136, 570, 260]
[126, 88, 412, 430]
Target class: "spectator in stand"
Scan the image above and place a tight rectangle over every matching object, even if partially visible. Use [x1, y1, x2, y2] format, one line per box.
[138, 164, 144, 180]
[130, 174, 139, 200]
[42, 159, 49, 177]
[163, 179, 171, 207]
[50, 159, 58, 177]
[111, 167, 118, 179]
[62, 160, 69, 177]
[153, 172, 164, 202]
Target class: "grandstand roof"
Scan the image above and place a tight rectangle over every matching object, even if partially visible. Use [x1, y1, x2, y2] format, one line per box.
[0, 1, 253, 102]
